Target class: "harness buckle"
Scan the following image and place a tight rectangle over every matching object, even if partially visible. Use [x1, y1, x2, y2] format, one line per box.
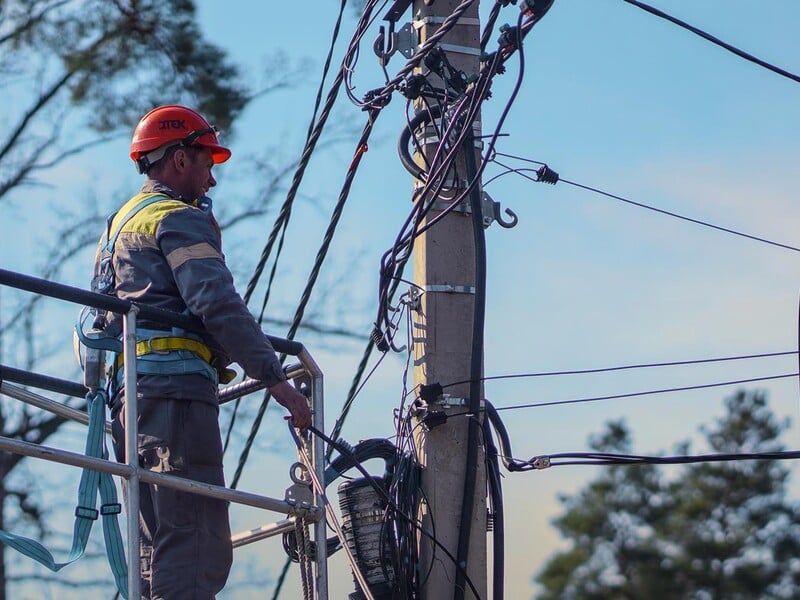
[75, 506, 99, 520]
[100, 503, 122, 516]
[142, 338, 170, 356]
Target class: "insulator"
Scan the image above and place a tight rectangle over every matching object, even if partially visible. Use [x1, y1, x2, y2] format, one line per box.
[336, 438, 356, 456]
[370, 326, 390, 352]
[536, 164, 559, 184]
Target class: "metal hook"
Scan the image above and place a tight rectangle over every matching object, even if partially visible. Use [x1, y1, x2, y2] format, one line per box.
[373, 22, 397, 66]
[493, 203, 518, 228]
[481, 191, 519, 229]
[385, 20, 397, 59]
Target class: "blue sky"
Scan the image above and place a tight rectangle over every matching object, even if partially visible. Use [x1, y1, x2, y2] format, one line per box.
[2, 1, 800, 598]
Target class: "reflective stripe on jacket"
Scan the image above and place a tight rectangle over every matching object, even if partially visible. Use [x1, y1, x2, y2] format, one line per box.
[95, 180, 286, 399]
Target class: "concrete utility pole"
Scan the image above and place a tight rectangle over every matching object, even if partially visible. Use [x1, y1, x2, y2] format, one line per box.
[410, 1, 487, 599]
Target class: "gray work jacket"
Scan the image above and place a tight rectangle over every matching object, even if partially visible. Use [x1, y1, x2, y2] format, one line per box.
[95, 179, 286, 403]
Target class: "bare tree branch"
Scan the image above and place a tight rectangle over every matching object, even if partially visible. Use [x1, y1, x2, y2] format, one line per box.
[0, 0, 71, 47]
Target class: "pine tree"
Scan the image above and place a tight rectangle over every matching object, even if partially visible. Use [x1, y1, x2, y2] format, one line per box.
[664, 391, 800, 600]
[536, 390, 800, 600]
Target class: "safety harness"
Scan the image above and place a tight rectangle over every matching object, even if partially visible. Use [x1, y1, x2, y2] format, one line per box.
[91, 192, 235, 387]
[0, 191, 235, 596]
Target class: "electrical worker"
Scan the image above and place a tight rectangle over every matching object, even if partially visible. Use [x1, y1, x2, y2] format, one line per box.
[93, 104, 312, 599]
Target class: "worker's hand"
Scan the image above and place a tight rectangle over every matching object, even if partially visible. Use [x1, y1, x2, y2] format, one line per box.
[269, 380, 312, 431]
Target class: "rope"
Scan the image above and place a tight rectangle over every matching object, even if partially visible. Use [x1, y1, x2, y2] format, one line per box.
[296, 517, 314, 600]
[289, 425, 376, 600]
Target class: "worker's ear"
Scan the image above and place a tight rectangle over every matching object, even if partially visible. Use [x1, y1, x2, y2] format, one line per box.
[173, 148, 188, 171]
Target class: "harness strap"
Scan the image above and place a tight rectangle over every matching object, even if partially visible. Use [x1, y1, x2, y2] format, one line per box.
[115, 336, 214, 369]
[105, 193, 168, 253]
[113, 335, 236, 384]
[0, 390, 128, 598]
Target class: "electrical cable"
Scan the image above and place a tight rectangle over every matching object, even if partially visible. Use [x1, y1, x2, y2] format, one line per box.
[377, 12, 528, 349]
[493, 372, 798, 412]
[250, 0, 347, 324]
[484, 400, 800, 474]
[561, 177, 800, 253]
[227, 0, 353, 490]
[525, 449, 800, 468]
[486, 398, 800, 472]
[454, 125, 488, 600]
[243, 1, 391, 313]
[306, 425, 482, 600]
[395, 17, 539, 587]
[326, 300, 406, 462]
[480, 1, 505, 52]
[232, 116, 380, 489]
[367, 0, 478, 109]
[488, 152, 800, 254]
[289, 426, 377, 600]
[442, 349, 798, 389]
[621, 0, 800, 84]
[482, 413, 505, 600]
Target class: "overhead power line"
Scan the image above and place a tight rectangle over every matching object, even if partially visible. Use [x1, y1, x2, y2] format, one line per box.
[561, 177, 800, 253]
[482, 401, 800, 474]
[443, 350, 798, 389]
[622, 0, 800, 84]
[490, 152, 800, 254]
[493, 372, 799, 412]
[528, 449, 800, 469]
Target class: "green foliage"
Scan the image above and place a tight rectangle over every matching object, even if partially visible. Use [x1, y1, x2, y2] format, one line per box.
[0, 0, 249, 201]
[57, 0, 248, 132]
[536, 390, 800, 600]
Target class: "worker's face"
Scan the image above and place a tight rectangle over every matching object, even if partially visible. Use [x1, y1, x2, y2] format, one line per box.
[177, 146, 216, 200]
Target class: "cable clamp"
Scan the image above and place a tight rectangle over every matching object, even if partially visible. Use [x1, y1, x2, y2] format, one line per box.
[417, 135, 483, 149]
[407, 286, 423, 312]
[436, 394, 470, 407]
[434, 394, 485, 409]
[412, 16, 481, 28]
[425, 284, 476, 295]
[426, 199, 471, 215]
[414, 176, 470, 191]
[436, 43, 483, 57]
[532, 456, 551, 470]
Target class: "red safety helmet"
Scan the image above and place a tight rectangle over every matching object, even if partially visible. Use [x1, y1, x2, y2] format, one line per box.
[129, 105, 231, 173]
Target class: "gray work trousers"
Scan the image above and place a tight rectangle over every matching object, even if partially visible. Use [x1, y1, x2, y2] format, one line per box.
[112, 397, 233, 599]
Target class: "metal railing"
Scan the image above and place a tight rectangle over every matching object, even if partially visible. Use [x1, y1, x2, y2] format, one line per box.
[0, 268, 328, 599]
